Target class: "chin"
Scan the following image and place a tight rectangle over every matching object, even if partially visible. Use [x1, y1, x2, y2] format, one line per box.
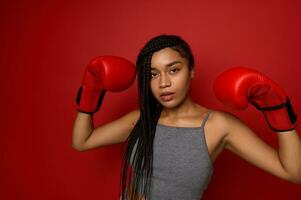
[159, 99, 181, 109]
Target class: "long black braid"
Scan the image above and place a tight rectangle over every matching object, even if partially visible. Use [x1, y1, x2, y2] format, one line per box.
[120, 34, 195, 200]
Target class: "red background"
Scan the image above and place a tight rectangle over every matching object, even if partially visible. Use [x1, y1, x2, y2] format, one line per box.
[1, 0, 301, 199]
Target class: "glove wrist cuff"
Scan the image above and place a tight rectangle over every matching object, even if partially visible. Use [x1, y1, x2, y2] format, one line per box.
[252, 97, 298, 132]
[75, 86, 106, 113]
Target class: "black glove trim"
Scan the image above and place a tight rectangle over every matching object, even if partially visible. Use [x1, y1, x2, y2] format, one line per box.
[95, 90, 106, 112]
[75, 86, 106, 114]
[75, 86, 82, 105]
[251, 97, 298, 132]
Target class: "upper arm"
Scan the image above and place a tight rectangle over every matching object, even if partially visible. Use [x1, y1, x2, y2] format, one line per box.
[80, 109, 140, 151]
[219, 111, 291, 181]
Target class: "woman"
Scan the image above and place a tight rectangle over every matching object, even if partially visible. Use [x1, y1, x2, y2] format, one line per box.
[72, 34, 301, 200]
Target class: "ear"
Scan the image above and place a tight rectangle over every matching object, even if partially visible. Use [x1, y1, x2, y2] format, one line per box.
[190, 68, 195, 79]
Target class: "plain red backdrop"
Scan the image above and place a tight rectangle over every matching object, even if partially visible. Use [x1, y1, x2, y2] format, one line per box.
[1, 0, 300, 199]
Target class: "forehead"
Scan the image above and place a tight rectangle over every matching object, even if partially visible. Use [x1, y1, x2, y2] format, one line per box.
[150, 47, 186, 69]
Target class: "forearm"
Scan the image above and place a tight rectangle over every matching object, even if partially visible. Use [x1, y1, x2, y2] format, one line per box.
[277, 129, 301, 182]
[72, 112, 94, 150]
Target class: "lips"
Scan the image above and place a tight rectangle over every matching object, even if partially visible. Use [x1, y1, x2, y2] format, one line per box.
[160, 92, 174, 96]
[160, 92, 174, 101]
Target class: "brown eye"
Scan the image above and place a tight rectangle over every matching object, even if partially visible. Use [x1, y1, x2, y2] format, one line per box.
[170, 68, 179, 74]
[151, 73, 157, 78]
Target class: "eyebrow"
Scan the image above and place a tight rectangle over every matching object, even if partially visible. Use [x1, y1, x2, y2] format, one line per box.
[151, 61, 182, 70]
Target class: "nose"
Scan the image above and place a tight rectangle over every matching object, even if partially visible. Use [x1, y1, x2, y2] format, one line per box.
[159, 74, 171, 88]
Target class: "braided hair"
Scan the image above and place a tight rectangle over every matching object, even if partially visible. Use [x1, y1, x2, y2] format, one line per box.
[120, 34, 195, 200]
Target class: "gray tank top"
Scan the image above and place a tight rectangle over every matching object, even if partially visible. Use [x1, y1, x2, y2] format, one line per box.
[128, 110, 214, 200]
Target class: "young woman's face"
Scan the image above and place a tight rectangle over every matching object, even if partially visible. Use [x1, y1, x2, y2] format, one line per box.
[150, 47, 195, 108]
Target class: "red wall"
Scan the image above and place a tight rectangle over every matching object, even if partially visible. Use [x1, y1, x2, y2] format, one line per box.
[1, 0, 300, 199]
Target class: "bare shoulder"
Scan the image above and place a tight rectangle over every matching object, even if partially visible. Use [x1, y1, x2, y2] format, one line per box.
[208, 109, 258, 150]
[203, 109, 234, 160]
[207, 109, 232, 130]
[207, 109, 244, 140]
[195, 104, 235, 129]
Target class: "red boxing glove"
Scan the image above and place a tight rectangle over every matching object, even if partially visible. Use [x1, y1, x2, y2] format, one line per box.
[75, 56, 136, 114]
[213, 66, 297, 132]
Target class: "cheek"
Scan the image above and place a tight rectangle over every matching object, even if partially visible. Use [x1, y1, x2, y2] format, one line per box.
[175, 74, 190, 89]
[150, 81, 154, 90]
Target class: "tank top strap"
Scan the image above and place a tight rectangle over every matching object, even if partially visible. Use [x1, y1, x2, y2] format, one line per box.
[200, 110, 212, 128]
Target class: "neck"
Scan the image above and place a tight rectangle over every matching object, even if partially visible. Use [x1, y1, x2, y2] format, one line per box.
[160, 96, 198, 119]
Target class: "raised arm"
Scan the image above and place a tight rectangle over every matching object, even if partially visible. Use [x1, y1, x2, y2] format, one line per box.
[219, 111, 301, 183]
[213, 66, 301, 183]
[72, 55, 137, 151]
[72, 109, 140, 151]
